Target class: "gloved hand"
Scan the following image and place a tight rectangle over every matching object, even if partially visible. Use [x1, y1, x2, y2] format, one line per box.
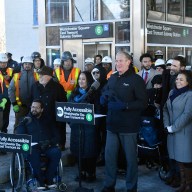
[167, 126, 173, 133]
[39, 140, 51, 152]
[13, 105, 20, 113]
[0, 98, 7, 110]
[108, 101, 127, 111]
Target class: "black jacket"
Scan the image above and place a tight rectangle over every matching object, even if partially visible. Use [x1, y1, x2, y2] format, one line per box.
[31, 79, 67, 120]
[16, 113, 60, 145]
[103, 68, 148, 133]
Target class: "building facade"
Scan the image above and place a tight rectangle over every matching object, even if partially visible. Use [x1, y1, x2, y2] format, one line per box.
[0, 0, 39, 62]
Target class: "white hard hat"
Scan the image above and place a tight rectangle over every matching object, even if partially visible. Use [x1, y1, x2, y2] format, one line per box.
[53, 58, 61, 65]
[178, 54, 185, 58]
[22, 56, 33, 64]
[102, 56, 112, 63]
[166, 59, 173, 65]
[155, 50, 163, 56]
[155, 59, 165, 67]
[0, 53, 8, 62]
[85, 57, 94, 64]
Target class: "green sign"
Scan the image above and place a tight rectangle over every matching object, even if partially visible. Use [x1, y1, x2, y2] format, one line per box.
[56, 102, 95, 125]
[60, 23, 113, 39]
[0, 133, 32, 154]
[147, 22, 192, 45]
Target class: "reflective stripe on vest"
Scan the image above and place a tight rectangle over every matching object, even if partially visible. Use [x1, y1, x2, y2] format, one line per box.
[55, 67, 80, 99]
[13, 72, 38, 105]
[3, 68, 13, 88]
[0, 74, 4, 93]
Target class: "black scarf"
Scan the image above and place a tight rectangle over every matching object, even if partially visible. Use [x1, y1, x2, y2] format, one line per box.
[170, 86, 189, 103]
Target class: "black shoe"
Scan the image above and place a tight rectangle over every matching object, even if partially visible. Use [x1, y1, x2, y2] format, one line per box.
[75, 172, 86, 182]
[101, 186, 115, 192]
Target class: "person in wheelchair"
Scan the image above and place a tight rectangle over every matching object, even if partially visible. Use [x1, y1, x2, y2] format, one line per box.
[15, 99, 61, 189]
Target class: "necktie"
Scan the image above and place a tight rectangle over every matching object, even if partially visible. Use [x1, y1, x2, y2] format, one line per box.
[144, 71, 148, 84]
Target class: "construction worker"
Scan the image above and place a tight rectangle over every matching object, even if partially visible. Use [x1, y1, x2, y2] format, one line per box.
[55, 51, 80, 100]
[54, 51, 80, 150]
[6, 52, 19, 72]
[154, 50, 164, 60]
[84, 57, 94, 73]
[31, 51, 45, 81]
[102, 56, 113, 79]
[53, 58, 61, 70]
[154, 59, 166, 74]
[0, 53, 13, 134]
[8, 56, 37, 128]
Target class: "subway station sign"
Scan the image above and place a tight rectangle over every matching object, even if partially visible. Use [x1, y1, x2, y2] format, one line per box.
[60, 23, 113, 39]
[147, 22, 192, 45]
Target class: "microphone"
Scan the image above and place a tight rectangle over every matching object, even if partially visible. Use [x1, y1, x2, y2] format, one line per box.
[87, 81, 100, 95]
[81, 81, 100, 101]
[20, 117, 32, 125]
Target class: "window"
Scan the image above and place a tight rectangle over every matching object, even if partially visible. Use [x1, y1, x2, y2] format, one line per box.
[115, 21, 130, 44]
[46, 48, 60, 68]
[186, 48, 192, 66]
[185, 0, 192, 24]
[33, 0, 38, 25]
[115, 46, 130, 55]
[167, 0, 183, 23]
[147, 46, 166, 61]
[46, 0, 69, 24]
[147, 0, 165, 21]
[167, 47, 184, 59]
[72, 0, 98, 22]
[46, 27, 60, 46]
[101, 0, 130, 20]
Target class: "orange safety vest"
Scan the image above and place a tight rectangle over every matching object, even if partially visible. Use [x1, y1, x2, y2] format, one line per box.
[55, 67, 80, 99]
[0, 68, 13, 88]
[0, 74, 4, 93]
[13, 72, 38, 105]
[107, 70, 113, 80]
[34, 72, 40, 81]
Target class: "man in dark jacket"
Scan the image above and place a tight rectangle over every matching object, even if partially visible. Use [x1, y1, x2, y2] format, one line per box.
[31, 66, 67, 149]
[16, 99, 61, 188]
[101, 51, 148, 192]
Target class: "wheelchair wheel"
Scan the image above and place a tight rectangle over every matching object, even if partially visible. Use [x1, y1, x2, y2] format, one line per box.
[158, 165, 168, 181]
[10, 153, 25, 191]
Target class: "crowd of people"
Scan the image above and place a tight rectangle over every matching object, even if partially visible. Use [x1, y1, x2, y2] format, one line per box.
[0, 50, 192, 192]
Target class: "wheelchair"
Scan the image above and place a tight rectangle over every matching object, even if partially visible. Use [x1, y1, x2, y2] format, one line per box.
[10, 152, 67, 192]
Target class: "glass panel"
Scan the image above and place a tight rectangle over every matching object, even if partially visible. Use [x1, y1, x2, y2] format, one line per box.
[72, 0, 98, 22]
[84, 45, 96, 60]
[46, 0, 69, 24]
[101, 0, 130, 20]
[46, 48, 60, 68]
[46, 27, 60, 46]
[115, 46, 130, 55]
[115, 21, 130, 44]
[33, 0, 38, 25]
[147, 46, 166, 61]
[186, 48, 192, 67]
[185, 0, 192, 24]
[147, 0, 165, 21]
[167, 47, 184, 59]
[167, 0, 183, 23]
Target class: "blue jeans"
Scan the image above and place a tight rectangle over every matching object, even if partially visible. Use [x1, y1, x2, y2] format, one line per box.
[28, 146, 61, 185]
[104, 131, 138, 190]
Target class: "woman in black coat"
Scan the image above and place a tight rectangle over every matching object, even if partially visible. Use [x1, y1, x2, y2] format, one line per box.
[69, 71, 100, 182]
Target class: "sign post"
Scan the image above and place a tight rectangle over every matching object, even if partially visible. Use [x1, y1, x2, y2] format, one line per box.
[56, 102, 94, 192]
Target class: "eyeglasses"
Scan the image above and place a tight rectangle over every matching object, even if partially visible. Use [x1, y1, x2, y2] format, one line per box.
[31, 106, 41, 109]
[93, 71, 100, 75]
